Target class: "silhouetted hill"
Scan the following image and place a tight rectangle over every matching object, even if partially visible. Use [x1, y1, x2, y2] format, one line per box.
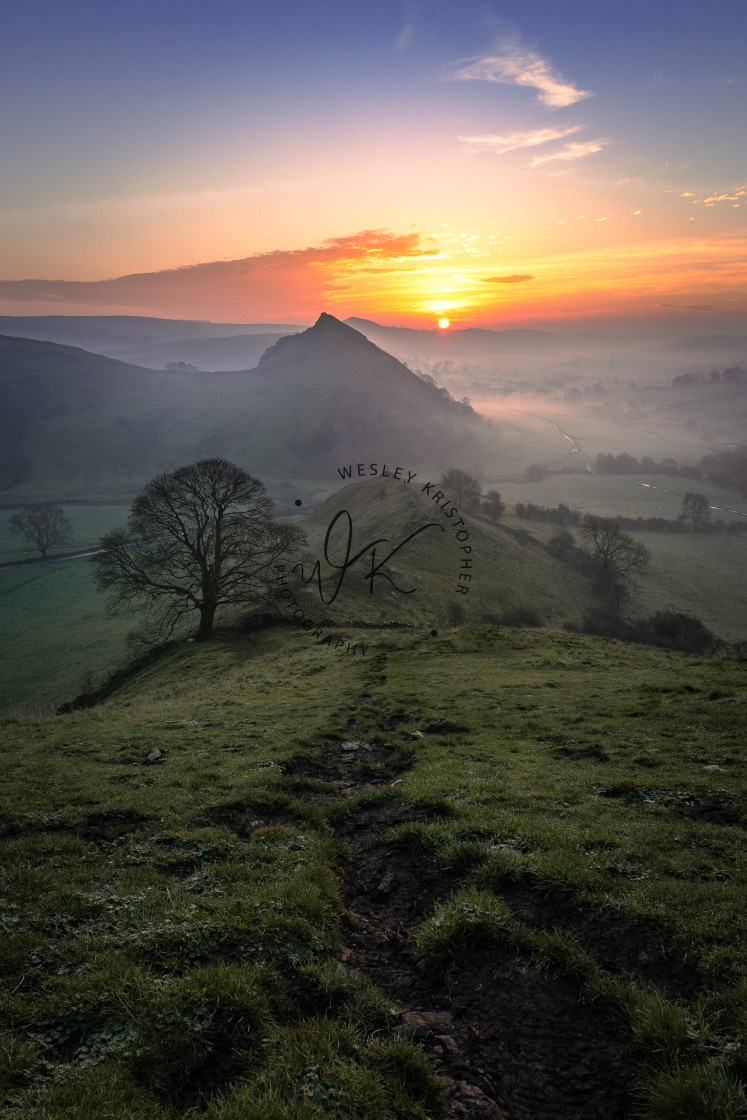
[344, 316, 604, 361]
[0, 315, 495, 502]
[0, 315, 304, 355]
[254, 313, 486, 465]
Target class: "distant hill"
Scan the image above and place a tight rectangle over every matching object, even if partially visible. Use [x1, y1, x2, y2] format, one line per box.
[0, 315, 305, 355]
[0, 315, 498, 504]
[344, 317, 607, 364]
[106, 333, 299, 371]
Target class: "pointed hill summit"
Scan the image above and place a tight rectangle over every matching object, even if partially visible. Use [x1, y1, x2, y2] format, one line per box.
[252, 312, 487, 469]
[0, 314, 495, 503]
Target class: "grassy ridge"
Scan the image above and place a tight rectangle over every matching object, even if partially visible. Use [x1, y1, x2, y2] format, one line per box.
[0, 482, 601, 715]
[0, 624, 745, 1117]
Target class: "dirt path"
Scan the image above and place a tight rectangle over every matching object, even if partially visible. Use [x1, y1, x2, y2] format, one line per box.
[281, 726, 644, 1119]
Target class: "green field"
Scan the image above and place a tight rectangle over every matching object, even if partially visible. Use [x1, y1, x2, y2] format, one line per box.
[0, 502, 131, 565]
[1, 625, 745, 1118]
[0, 559, 135, 715]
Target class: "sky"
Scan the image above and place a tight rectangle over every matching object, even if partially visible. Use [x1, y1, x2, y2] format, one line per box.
[1, 0, 746, 331]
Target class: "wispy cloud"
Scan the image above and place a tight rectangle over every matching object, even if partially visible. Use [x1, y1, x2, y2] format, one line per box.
[449, 43, 592, 108]
[530, 140, 605, 166]
[480, 274, 535, 284]
[393, 20, 414, 51]
[459, 125, 583, 155]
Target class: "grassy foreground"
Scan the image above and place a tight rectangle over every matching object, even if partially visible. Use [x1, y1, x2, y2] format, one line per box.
[1, 623, 745, 1118]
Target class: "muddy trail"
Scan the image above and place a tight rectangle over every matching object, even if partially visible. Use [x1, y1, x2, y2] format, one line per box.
[278, 728, 689, 1119]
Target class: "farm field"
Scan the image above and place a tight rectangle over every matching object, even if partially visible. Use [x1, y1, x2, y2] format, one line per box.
[0, 559, 133, 714]
[496, 474, 747, 523]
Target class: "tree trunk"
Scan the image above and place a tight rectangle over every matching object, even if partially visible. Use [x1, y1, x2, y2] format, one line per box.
[196, 602, 217, 640]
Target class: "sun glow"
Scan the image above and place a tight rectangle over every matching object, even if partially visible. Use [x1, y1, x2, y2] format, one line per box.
[438, 317, 450, 329]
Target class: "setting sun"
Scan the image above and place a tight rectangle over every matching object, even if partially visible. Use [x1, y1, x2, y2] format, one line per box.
[438, 317, 450, 329]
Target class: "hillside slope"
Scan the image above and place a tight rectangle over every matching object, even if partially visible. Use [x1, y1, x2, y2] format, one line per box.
[1, 625, 745, 1118]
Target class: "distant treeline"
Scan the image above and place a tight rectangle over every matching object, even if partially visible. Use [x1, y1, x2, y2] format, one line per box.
[515, 500, 747, 535]
[671, 365, 745, 386]
[514, 502, 580, 525]
[594, 445, 747, 494]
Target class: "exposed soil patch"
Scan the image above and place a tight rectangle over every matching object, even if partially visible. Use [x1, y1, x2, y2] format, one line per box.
[501, 883, 699, 1001]
[83, 809, 151, 842]
[199, 803, 304, 836]
[599, 785, 743, 827]
[684, 791, 743, 827]
[556, 745, 610, 762]
[283, 733, 640, 1119]
[444, 953, 634, 1119]
[341, 845, 634, 1119]
[334, 802, 449, 845]
[284, 740, 413, 796]
[423, 719, 471, 736]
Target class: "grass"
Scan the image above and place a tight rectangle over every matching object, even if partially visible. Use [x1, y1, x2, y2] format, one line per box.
[0, 622, 745, 1117]
[0, 560, 134, 713]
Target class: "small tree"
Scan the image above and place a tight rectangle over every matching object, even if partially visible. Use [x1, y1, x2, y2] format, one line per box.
[679, 492, 711, 531]
[580, 515, 650, 608]
[9, 503, 72, 559]
[439, 467, 482, 510]
[482, 490, 505, 523]
[91, 458, 305, 640]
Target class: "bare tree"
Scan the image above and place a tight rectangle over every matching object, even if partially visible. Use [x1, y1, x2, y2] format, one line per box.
[439, 467, 482, 510]
[91, 458, 305, 640]
[580, 515, 650, 608]
[679, 491, 711, 531]
[9, 503, 72, 560]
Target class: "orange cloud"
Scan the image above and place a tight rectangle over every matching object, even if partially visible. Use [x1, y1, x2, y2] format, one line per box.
[0, 230, 440, 321]
[480, 274, 535, 284]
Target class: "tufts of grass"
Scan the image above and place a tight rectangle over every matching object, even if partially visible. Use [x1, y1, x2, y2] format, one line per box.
[127, 962, 272, 1102]
[414, 890, 514, 972]
[638, 1061, 747, 1120]
[294, 960, 397, 1030]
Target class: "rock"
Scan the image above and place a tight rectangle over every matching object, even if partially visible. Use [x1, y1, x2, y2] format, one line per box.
[145, 748, 164, 764]
[454, 1080, 508, 1117]
[398, 1011, 454, 1038]
[390, 778, 404, 787]
[435, 1034, 459, 1054]
[408, 731, 425, 740]
[703, 764, 725, 772]
[340, 740, 360, 752]
[375, 871, 397, 896]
